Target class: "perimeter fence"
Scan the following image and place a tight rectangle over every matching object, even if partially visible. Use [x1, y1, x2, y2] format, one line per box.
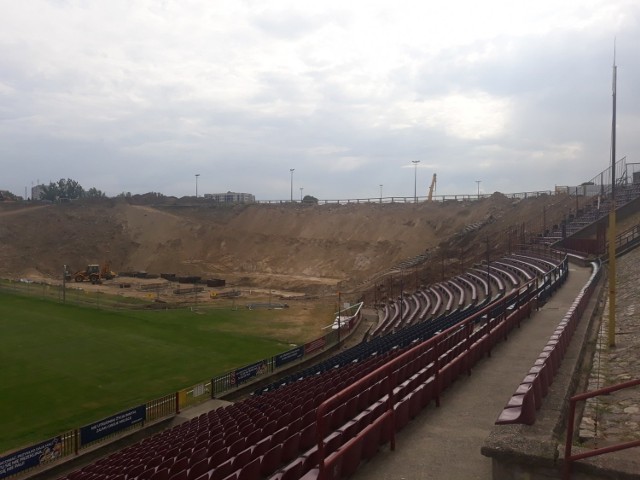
[0, 279, 153, 310]
[0, 299, 363, 479]
[257, 190, 555, 205]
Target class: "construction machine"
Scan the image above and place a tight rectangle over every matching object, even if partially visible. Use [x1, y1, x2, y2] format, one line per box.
[73, 261, 116, 284]
[427, 173, 437, 201]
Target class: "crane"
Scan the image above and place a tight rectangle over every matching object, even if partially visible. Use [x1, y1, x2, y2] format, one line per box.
[427, 173, 437, 201]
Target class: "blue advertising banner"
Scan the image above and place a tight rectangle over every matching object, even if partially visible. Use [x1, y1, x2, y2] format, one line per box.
[274, 346, 304, 368]
[80, 405, 146, 445]
[0, 437, 62, 479]
[235, 360, 268, 385]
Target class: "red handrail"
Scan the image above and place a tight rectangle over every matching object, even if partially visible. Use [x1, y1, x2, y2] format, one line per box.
[563, 377, 640, 480]
[314, 286, 529, 479]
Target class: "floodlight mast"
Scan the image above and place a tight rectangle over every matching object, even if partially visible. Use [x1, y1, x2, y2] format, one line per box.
[290, 169, 295, 202]
[412, 160, 420, 202]
[608, 43, 617, 348]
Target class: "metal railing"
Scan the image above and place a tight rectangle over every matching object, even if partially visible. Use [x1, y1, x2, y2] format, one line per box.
[313, 282, 539, 479]
[563, 378, 640, 480]
[613, 223, 640, 253]
[578, 157, 640, 198]
[0, 300, 364, 480]
[0, 394, 177, 479]
[257, 190, 554, 205]
[0, 279, 153, 310]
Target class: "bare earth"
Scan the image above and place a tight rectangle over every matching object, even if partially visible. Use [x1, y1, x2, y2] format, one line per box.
[0, 193, 588, 341]
[0, 194, 580, 296]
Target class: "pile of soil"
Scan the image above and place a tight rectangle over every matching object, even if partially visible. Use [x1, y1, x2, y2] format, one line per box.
[0, 194, 582, 297]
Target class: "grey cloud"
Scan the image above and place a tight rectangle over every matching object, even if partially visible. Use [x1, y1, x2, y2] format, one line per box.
[2, 2, 640, 201]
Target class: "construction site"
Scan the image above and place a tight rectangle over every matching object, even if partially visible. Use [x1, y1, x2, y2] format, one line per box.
[2, 166, 640, 480]
[0, 189, 614, 305]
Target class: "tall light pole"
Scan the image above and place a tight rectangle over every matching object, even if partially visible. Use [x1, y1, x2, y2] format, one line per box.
[399, 269, 404, 326]
[290, 169, 295, 202]
[337, 291, 342, 345]
[195, 174, 200, 198]
[62, 264, 67, 303]
[379, 184, 383, 203]
[486, 237, 491, 299]
[608, 47, 618, 348]
[412, 160, 420, 203]
[476, 180, 481, 200]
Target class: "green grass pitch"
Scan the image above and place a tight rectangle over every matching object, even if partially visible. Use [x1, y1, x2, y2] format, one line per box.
[0, 292, 292, 454]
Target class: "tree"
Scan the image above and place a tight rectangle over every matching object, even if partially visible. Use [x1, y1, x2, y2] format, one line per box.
[39, 183, 58, 201]
[302, 195, 319, 204]
[61, 178, 84, 199]
[40, 178, 85, 201]
[86, 187, 106, 198]
[0, 190, 18, 201]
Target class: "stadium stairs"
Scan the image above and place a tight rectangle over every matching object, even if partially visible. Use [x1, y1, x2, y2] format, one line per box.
[534, 181, 640, 249]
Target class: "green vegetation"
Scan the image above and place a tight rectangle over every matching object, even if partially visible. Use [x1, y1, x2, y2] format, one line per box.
[38, 178, 106, 201]
[0, 279, 152, 308]
[0, 292, 292, 453]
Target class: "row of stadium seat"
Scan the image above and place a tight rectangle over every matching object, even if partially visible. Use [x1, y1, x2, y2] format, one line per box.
[496, 261, 599, 425]
[60, 254, 567, 480]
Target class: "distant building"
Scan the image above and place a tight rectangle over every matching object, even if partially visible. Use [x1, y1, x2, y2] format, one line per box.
[31, 184, 46, 201]
[204, 192, 255, 204]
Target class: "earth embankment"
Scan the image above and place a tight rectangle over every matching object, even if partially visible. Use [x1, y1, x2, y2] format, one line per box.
[0, 194, 577, 294]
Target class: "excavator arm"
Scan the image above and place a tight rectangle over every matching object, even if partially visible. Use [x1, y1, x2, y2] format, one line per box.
[427, 173, 437, 201]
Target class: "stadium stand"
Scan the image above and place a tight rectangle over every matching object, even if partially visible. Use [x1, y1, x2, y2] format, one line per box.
[57, 253, 568, 480]
[495, 261, 601, 425]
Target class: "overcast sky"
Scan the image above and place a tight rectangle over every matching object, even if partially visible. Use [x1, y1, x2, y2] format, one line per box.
[1, 1, 639, 200]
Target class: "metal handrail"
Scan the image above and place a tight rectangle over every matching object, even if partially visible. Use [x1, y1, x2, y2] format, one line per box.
[256, 190, 554, 205]
[563, 377, 640, 479]
[614, 224, 640, 250]
[313, 284, 533, 479]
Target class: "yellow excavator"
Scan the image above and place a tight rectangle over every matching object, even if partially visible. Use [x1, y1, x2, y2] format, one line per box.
[427, 173, 437, 201]
[72, 261, 116, 284]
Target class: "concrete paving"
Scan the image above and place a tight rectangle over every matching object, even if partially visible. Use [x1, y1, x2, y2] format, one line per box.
[351, 264, 591, 480]
[580, 247, 640, 447]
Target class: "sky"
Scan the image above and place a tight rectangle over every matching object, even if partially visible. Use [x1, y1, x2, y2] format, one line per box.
[1, 1, 639, 201]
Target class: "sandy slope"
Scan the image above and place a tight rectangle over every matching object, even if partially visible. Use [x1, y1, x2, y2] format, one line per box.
[0, 194, 579, 295]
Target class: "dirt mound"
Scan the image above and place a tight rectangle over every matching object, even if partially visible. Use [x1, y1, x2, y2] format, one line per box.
[0, 194, 579, 294]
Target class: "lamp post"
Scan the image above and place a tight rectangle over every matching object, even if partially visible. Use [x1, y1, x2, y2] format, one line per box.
[476, 180, 481, 200]
[486, 237, 491, 299]
[412, 160, 420, 203]
[62, 264, 67, 304]
[399, 270, 404, 326]
[608, 50, 617, 348]
[337, 291, 342, 345]
[195, 174, 200, 198]
[290, 169, 295, 202]
[379, 184, 383, 203]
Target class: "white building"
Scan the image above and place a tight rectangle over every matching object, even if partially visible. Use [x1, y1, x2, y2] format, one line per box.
[31, 184, 46, 201]
[204, 192, 255, 204]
